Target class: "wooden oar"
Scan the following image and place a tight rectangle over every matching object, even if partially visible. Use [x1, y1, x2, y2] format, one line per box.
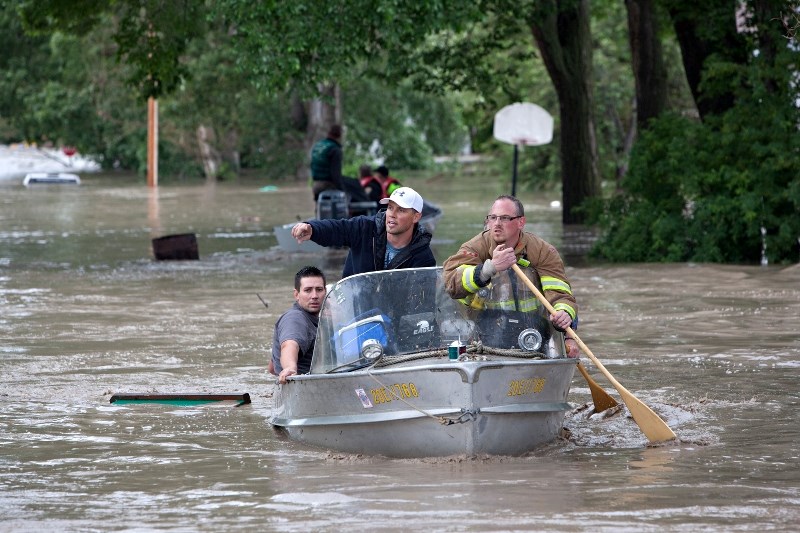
[576, 361, 618, 412]
[511, 263, 676, 443]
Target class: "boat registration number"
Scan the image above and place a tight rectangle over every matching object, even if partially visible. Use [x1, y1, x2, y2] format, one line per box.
[370, 383, 419, 404]
[507, 377, 546, 396]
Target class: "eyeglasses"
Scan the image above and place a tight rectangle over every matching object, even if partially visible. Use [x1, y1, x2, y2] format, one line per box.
[485, 214, 522, 223]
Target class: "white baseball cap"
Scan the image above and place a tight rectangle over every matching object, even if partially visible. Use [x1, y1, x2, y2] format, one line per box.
[380, 186, 424, 212]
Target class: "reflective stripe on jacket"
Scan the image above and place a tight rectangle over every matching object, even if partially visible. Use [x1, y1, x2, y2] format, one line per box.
[443, 230, 577, 320]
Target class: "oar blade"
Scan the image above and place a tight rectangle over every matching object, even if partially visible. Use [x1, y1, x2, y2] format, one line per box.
[618, 390, 677, 443]
[577, 362, 618, 412]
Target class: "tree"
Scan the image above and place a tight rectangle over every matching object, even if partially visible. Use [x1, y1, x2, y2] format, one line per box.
[215, 1, 482, 180]
[661, 0, 748, 120]
[625, 0, 669, 131]
[589, 0, 800, 264]
[219, 0, 603, 222]
[526, 0, 600, 224]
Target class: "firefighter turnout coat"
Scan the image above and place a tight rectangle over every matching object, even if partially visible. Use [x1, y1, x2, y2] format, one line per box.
[442, 230, 577, 321]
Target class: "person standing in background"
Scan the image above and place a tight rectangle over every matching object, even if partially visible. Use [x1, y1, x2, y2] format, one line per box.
[310, 124, 344, 201]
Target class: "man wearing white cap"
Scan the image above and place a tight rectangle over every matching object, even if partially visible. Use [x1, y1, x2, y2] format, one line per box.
[291, 186, 436, 278]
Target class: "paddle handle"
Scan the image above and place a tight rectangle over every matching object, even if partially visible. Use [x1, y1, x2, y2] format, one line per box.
[509, 265, 617, 386]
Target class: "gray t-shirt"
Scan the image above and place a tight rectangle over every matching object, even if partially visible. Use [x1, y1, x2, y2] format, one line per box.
[271, 302, 319, 375]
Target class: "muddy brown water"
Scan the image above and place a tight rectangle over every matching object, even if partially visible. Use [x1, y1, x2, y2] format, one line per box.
[1, 174, 798, 531]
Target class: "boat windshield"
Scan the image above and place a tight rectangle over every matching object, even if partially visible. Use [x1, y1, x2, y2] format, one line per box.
[310, 266, 565, 374]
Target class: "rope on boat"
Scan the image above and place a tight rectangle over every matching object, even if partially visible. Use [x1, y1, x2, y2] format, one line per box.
[365, 371, 456, 424]
[367, 341, 547, 426]
[373, 340, 545, 368]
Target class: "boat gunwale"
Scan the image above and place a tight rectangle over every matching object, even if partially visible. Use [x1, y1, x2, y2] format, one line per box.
[286, 356, 577, 383]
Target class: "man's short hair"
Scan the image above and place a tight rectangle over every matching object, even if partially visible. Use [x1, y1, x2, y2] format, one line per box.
[295, 266, 326, 290]
[495, 195, 525, 217]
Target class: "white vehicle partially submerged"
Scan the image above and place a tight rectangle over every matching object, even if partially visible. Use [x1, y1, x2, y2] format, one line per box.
[23, 172, 81, 186]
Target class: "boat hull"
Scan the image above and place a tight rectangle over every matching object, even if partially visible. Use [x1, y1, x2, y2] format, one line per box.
[270, 358, 576, 457]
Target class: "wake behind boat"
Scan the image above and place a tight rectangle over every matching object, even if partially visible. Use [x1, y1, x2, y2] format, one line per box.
[269, 266, 576, 457]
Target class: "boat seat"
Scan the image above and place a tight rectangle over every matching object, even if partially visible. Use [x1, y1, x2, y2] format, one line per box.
[316, 190, 349, 219]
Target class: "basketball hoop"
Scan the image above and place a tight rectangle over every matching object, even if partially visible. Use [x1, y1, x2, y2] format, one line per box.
[493, 103, 553, 147]
[493, 103, 554, 196]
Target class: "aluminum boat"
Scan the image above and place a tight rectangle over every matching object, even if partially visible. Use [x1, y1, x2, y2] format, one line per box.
[270, 266, 576, 457]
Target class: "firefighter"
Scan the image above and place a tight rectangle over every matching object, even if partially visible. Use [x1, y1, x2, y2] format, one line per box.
[442, 195, 579, 357]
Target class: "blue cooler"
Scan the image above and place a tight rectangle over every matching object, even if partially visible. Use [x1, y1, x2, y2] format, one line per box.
[334, 309, 392, 363]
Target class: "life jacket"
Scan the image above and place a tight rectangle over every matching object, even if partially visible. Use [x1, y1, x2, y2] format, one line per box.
[360, 175, 401, 201]
[380, 177, 401, 198]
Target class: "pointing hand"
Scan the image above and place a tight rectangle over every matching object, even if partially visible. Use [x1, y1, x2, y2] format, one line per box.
[291, 223, 312, 243]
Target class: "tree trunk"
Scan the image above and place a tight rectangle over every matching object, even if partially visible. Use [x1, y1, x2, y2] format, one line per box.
[299, 83, 341, 181]
[665, 0, 747, 120]
[529, 0, 600, 225]
[626, 0, 668, 131]
[196, 124, 220, 182]
[222, 128, 240, 176]
[751, 0, 784, 95]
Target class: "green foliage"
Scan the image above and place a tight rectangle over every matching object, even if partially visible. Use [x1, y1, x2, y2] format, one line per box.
[3, 5, 472, 180]
[158, 18, 307, 181]
[342, 78, 466, 170]
[590, 97, 800, 264]
[18, 0, 206, 100]
[15, 0, 108, 35]
[589, 1, 800, 264]
[0, 6, 53, 142]
[231, 94, 306, 181]
[113, 1, 205, 99]
[216, 0, 483, 96]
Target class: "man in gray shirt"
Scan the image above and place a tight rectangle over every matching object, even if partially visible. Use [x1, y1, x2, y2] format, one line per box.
[269, 266, 327, 383]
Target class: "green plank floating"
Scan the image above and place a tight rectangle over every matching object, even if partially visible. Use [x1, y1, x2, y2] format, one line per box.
[109, 393, 251, 407]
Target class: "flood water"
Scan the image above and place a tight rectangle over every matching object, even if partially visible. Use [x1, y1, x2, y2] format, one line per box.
[1, 172, 798, 532]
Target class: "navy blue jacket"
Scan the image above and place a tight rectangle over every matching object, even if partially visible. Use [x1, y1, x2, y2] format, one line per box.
[308, 211, 436, 278]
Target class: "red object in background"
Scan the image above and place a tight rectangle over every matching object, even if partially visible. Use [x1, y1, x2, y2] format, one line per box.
[62, 146, 77, 157]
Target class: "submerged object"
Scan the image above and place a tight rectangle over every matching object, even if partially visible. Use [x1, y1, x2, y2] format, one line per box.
[151, 233, 199, 260]
[110, 393, 251, 407]
[23, 172, 81, 186]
